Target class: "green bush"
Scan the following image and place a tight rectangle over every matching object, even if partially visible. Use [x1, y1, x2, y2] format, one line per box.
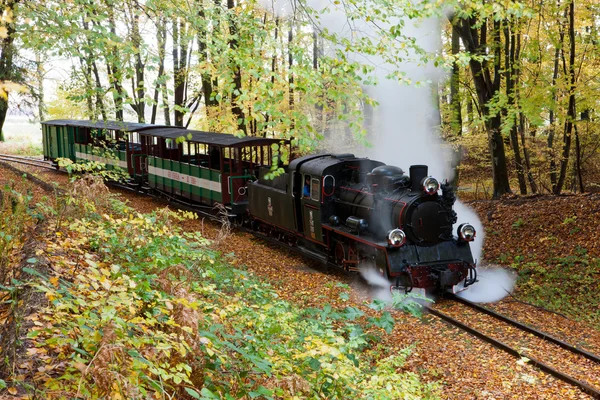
[24, 195, 439, 399]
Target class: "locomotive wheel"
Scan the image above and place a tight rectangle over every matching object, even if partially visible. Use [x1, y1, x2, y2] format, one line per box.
[334, 242, 346, 268]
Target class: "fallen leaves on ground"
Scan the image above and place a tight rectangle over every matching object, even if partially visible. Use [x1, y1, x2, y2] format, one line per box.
[1, 164, 597, 399]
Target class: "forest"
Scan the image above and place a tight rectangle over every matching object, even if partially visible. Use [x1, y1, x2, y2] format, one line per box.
[0, 0, 598, 197]
[1, 0, 600, 399]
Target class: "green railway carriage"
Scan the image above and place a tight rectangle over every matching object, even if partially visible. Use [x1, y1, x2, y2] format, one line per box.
[42, 118, 290, 213]
[42, 120, 75, 161]
[139, 127, 290, 212]
[42, 119, 167, 175]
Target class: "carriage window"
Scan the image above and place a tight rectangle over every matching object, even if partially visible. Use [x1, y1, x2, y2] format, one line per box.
[311, 178, 320, 202]
[166, 138, 178, 149]
[323, 175, 335, 196]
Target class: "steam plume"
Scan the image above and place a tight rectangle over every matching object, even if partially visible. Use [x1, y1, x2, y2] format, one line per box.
[258, 0, 514, 302]
[457, 265, 516, 303]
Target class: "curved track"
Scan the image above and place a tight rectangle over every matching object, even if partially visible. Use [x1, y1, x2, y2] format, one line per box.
[429, 295, 600, 398]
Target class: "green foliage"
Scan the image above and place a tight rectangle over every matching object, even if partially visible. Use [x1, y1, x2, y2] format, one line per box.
[24, 195, 439, 399]
[512, 218, 526, 229]
[57, 157, 129, 183]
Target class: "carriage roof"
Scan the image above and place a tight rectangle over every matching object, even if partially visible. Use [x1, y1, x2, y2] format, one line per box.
[139, 127, 289, 148]
[42, 119, 288, 148]
[42, 119, 164, 132]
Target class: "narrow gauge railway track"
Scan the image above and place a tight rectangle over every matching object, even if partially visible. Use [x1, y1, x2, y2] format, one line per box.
[0, 154, 56, 170]
[0, 154, 62, 193]
[428, 296, 600, 398]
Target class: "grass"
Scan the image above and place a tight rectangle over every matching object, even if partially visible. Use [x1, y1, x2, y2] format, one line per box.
[0, 141, 43, 156]
[515, 253, 600, 328]
[0, 116, 43, 156]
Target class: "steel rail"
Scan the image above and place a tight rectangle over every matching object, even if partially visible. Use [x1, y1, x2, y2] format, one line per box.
[0, 155, 62, 193]
[426, 305, 600, 399]
[447, 293, 600, 365]
[0, 154, 56, 170]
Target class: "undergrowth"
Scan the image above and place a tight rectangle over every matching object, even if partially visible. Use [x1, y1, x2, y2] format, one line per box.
[515, 251, 600, 329]
[2, 177, 439, 399]
[0, 142, 43, 157]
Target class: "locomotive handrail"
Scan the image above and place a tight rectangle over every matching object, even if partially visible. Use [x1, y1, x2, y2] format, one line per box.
[228, 175, 253, 194]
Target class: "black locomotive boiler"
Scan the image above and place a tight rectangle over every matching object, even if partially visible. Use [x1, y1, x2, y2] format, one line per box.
[248, 153, 477, 293]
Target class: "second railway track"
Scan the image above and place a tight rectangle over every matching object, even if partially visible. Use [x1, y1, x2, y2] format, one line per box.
[428, 294, 600, 398]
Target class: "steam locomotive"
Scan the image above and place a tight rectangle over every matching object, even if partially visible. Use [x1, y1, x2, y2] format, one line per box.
[41, 119, 477, 293]
[248, 153, 477, 294]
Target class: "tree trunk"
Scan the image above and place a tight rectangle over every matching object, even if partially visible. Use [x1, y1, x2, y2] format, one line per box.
[151, 16, 167, 124]
[449, 21, 462, 187]
[288, 24, 294, 134]
[36, 53, 45, 121]
[455, 16, 512, 198]
[92, 61, 107, 120]
[504, 23, 527, 194]
[173, 17, 183, 126]
[197, 3, 218, 112]
[548, 4, 567, 189]
[574, 124, 584, 192]
[263, 16, 279, 137]
[227, 0, 247, 133]
[79, 57, 96, 119]
[131, 3, 145, 123]
[554, 0, 576, 194]
[104, 5, 124, 121]
[450, 24, 462, 137]
[520, 113, 538, 193]
[0, 0, 18, 139]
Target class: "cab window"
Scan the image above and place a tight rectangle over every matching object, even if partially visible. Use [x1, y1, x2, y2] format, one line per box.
[303, 175, 311, 197]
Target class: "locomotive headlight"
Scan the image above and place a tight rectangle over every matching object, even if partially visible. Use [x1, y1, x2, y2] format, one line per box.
[387, 229, 406, 247]
[422, 177, 440, 195]
[458, 223, 476, 242]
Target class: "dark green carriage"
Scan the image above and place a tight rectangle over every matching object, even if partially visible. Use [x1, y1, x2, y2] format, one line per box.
[139, 127, 289, 211]
[42, 120, 164, 175]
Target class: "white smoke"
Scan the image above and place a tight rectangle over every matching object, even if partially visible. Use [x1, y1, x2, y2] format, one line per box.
[453, 200, 485, 262]
[360, 267, 393, 302]
[257, 0, 514, 302]
[457, 265, 516, 303]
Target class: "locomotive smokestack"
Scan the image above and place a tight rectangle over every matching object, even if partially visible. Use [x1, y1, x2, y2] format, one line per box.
[410, 165, 428, 192]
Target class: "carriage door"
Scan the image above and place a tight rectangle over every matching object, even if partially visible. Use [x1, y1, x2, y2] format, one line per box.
[301, 176, 323, 242]
[228, 148, 250, 205]
[127, 132, 144, 178]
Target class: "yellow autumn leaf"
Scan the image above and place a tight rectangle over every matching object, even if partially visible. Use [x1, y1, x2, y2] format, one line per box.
[49, 276, 59, 287]
[2, 8, 13, 24]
